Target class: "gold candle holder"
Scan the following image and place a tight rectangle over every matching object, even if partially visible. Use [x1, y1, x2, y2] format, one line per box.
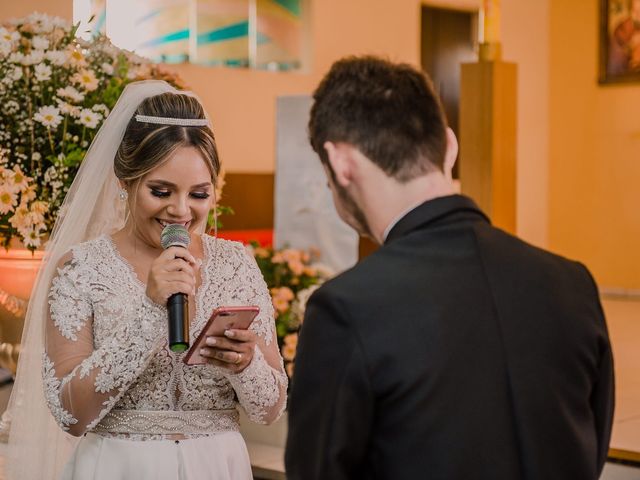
[479, 0, 502, 61]
[479, 42, 502, 62]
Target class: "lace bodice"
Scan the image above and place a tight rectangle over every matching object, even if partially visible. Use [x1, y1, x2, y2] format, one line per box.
[42, 234, 287, 439]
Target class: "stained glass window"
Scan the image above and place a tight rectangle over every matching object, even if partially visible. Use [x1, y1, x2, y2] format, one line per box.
[255, 0, 303, 70]
[194, 0, 250, 66]
[74, 0, 306, 70]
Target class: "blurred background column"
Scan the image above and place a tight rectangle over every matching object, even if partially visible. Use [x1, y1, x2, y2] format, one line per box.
[460, 0, 517, 234]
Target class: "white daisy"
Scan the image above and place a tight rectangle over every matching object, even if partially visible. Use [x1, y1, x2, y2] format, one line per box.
[31, 200, 48, 215]
[34, 63, 52, 82]
[21, 185, 36, 202]
[7, 67, 24, 82]
[0, 28, 20, 43]
[33, 105, 63, 128]
[77, 108, 101, 129]
[23, 228, 43, 249]
[0, 41, 12, 58]
[32, 36, 49, 50]
[8, 52, 24, 64]
[65, 46, 86, 67]
[27, 13, 55, 34]
[9, 203, 30, 230]
[92, 104, 110, 116]
[11, 66, 23, 81]
[0, 186, 18, 214]
[45, 50, 67, 66]
[100, 62, 114, 75]
[55, 99, 79, 117]
[26, 208, 45, 225]
[72, 69, 99, 91]
[10, 165, 30, 192]
[21, 50, 45, 66]
[56, 86, 84, 102]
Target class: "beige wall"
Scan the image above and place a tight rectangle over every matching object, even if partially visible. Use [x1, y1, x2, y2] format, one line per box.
[502, 0, 549, 248]
[549, 1, 640, 290]
[1, 0, 551, 249]
[0, 0, 71, 19]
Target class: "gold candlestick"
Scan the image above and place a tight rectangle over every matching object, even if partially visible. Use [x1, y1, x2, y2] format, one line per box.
[479, 0, 502, 61]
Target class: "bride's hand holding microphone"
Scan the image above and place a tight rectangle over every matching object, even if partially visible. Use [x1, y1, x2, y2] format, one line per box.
[145, 246, 199, 306]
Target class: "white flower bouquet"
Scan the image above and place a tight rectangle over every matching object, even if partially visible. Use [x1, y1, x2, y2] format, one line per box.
[0, 12, 183, 250]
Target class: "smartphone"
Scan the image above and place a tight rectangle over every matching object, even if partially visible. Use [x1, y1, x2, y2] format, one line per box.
[183, 306, 260, 366]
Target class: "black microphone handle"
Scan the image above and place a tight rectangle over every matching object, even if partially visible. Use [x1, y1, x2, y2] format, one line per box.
[167, 292, 189, 352]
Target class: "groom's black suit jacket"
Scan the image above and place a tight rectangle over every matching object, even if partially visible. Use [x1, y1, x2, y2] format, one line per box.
[285, 195, 614, 480]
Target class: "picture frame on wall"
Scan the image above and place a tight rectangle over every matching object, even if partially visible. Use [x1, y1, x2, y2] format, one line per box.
[599, 0, 640, 84]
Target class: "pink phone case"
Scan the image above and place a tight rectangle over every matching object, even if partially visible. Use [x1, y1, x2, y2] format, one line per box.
[183, 306, 259, 366]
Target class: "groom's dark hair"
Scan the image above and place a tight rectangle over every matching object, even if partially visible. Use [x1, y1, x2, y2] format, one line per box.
[308, 56, 447, 182]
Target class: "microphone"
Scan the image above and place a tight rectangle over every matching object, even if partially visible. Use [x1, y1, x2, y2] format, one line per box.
[160, 224, 191, 353]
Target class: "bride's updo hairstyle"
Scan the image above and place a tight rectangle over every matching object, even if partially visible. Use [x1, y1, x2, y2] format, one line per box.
[114, 92, 220, 186]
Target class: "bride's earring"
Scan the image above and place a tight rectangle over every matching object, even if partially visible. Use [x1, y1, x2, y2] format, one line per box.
[119, 188, 128, 201]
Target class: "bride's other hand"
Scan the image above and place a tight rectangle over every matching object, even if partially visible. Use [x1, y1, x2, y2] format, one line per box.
[199, 329, 257, 373]
[146, 246, 199, 305]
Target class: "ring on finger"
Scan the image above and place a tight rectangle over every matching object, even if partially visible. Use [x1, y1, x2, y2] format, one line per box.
[234, 352, 243, 365]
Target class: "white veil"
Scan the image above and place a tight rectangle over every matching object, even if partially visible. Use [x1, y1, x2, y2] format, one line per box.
[5, 80, 183, 479]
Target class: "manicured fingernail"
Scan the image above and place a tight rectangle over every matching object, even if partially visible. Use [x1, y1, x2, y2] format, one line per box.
[200, 348, 207, 356]
[224, 330, 235, 338]
[206, 337, 216, 346]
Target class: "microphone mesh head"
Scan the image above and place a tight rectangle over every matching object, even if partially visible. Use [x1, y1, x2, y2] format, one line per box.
[160, 224, 191, 249]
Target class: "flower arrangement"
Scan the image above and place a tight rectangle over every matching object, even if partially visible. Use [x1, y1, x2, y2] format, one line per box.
[0, 13, 184, 250]
[248, 242, 331, 378]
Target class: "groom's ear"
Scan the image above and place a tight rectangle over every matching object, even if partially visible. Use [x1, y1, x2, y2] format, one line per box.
[443, 127, 458, 182]
[323, 141, 353, 188]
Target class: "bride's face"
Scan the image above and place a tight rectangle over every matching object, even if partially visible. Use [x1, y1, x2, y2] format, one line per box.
[128, 145, 214, 248]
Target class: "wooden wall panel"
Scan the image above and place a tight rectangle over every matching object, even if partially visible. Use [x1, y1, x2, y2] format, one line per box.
[460, 61, 517, 234]
[218, 173, 274, 230]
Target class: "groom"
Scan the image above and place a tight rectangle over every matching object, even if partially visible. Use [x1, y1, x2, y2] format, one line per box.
[285, 56, 614, 480]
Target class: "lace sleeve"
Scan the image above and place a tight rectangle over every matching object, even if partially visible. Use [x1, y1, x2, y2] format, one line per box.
[42, 251, 167, 436]
[223, 243, 288, 424]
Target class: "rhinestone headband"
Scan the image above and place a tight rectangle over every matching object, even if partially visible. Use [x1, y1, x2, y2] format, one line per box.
[135, 114, 210, 127]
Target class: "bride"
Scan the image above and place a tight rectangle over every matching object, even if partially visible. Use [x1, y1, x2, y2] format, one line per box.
[5, 80, 287, 479]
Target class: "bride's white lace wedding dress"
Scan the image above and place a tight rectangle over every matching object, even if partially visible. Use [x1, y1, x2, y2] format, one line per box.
[42, 234, 288, 480]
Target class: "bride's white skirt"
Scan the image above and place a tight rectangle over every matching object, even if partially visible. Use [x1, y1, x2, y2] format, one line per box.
[60, 432, 253, 480]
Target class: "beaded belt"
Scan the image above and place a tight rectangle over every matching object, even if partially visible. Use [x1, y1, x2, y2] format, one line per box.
[93, 409, 240, 435]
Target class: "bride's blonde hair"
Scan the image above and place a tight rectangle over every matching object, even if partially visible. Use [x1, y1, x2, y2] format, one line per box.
[114, 92, 220, 186]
